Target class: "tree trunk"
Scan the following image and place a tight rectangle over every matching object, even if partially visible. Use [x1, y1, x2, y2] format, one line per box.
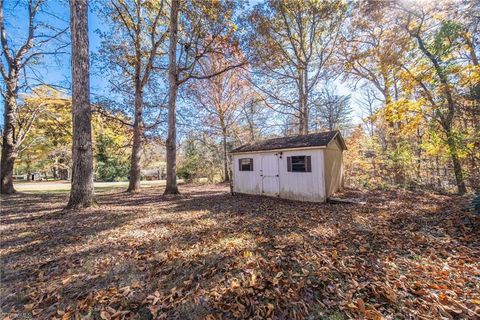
[302, 66, 309, 134]
[0, 92, 17, 194]
[297, 68, 309, 135]
[246, 103, 256, 141]
[445, 129, 467, 194]
[248, 122, 255, 141]
[222, 127, 229, 182]
[463, 33, 479, 67]
[66, 0, 94, 209]
[0, 3, 19, 195]
[301, 103, 309, 134]
[59, 168, 69, 180]
[127, 85, 143, 192]
[0, 147, 16, 193]
[164, 0, 179, 195]
[297, 69, 309, 135]
[383, 85, 405, 186]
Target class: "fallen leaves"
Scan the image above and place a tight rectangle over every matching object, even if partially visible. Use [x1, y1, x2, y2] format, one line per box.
[356, 298, 366, 316]
[1, 185, 479, 319]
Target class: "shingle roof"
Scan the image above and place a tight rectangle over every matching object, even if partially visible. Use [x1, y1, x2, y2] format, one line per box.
[231, 130, 346, 153]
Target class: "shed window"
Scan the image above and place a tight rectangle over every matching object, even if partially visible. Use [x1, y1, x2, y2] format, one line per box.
[239, 158, 253, 171]
[287, 156, 311, 172]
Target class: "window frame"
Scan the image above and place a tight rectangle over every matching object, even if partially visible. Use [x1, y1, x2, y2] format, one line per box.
[238, 158, 254, 171]
[287, 155, 311, 173]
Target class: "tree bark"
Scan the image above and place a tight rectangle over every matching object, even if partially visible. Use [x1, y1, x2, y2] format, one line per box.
[463, 32, 479, 67]
[0, 1, 17, 195]
[445, 127, 467, 194]
[297, 69, 308, 135]
[164, 0, 179, 195]
[66, 0, 94, 209]
[297, 68, 309, 135]
[302, 66, 309, 134]
[222, 126, 229, 182]
[1, 93, 17, 194]
[59, 168, 69, 180]
[127, 83, 144, 192]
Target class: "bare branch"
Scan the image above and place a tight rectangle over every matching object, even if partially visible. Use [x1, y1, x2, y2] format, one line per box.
[178, 61, 247, 85]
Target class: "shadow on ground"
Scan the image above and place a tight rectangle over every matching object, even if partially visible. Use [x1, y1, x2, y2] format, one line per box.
[1, 184, 478, 319]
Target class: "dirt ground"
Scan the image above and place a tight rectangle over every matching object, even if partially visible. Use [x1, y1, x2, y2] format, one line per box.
[1, 184, 479, 319]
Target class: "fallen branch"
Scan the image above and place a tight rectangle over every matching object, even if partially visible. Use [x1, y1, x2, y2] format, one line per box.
[327, 197, 367, 205]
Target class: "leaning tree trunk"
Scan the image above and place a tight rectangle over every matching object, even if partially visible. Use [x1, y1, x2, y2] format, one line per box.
[1, 93, 17, 194]
[66, 0, 94, 209]
[127, 85, 143, 192]
[413, 32, 466, 194]
[164, 0, 180, 195]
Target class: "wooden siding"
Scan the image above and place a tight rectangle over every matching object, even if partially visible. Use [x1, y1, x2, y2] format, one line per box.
[232, 148, 326, 202]
[324, 138, 344, 197]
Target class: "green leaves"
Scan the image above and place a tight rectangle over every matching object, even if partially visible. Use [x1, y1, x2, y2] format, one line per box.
[432, 20, 464, 58]
[95, 133, 130, 182]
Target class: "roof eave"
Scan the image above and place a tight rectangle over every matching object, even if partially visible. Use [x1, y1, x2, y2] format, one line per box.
[328, 131, 347, 150]
[230, 145, 327, 155]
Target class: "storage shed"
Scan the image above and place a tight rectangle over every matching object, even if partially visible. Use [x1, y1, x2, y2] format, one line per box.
[230, 130, 347, 202]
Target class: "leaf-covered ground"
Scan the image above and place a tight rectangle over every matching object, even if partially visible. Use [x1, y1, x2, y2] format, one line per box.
[1, 185, 479, 319]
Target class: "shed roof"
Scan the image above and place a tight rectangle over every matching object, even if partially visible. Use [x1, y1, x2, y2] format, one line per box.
[230, 130, 347, 154]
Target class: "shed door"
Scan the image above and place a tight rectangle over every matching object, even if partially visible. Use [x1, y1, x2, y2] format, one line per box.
[261, 154, 279, 196]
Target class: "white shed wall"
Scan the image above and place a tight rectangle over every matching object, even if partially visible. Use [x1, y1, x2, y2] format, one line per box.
[232, 152, 263, 195]
[232, 148, 326, 202]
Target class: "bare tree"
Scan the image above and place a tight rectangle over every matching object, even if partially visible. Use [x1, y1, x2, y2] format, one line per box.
[187, 48, 248, 182]
[0, 0, 67, 194]
[164, 0, 246, 194]
[357, 86, 380, 137]
[248, 0, 346, 135]
[312, 86, 351, 131]
[238, 96, 267, 143]
[99, 0, 168, 192]
[66, 0, 93, 209]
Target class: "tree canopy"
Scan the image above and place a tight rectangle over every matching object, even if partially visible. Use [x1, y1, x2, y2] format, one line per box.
[1, 0, 478, 194]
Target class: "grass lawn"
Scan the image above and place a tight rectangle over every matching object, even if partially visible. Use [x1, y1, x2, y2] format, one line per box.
[13, 180, 174, 194]
[1, 185, 479, 319]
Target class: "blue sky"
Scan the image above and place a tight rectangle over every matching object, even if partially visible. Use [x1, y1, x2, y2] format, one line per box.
[0, 1, 108, 101]
[1, 1, 362, 128]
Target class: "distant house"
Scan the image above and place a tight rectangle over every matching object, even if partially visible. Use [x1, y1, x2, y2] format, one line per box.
[230, 130, 346, 202]
[13, 172, 42, 181]
[30, 172, 42, 181]
[141, 168, 163, 180]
